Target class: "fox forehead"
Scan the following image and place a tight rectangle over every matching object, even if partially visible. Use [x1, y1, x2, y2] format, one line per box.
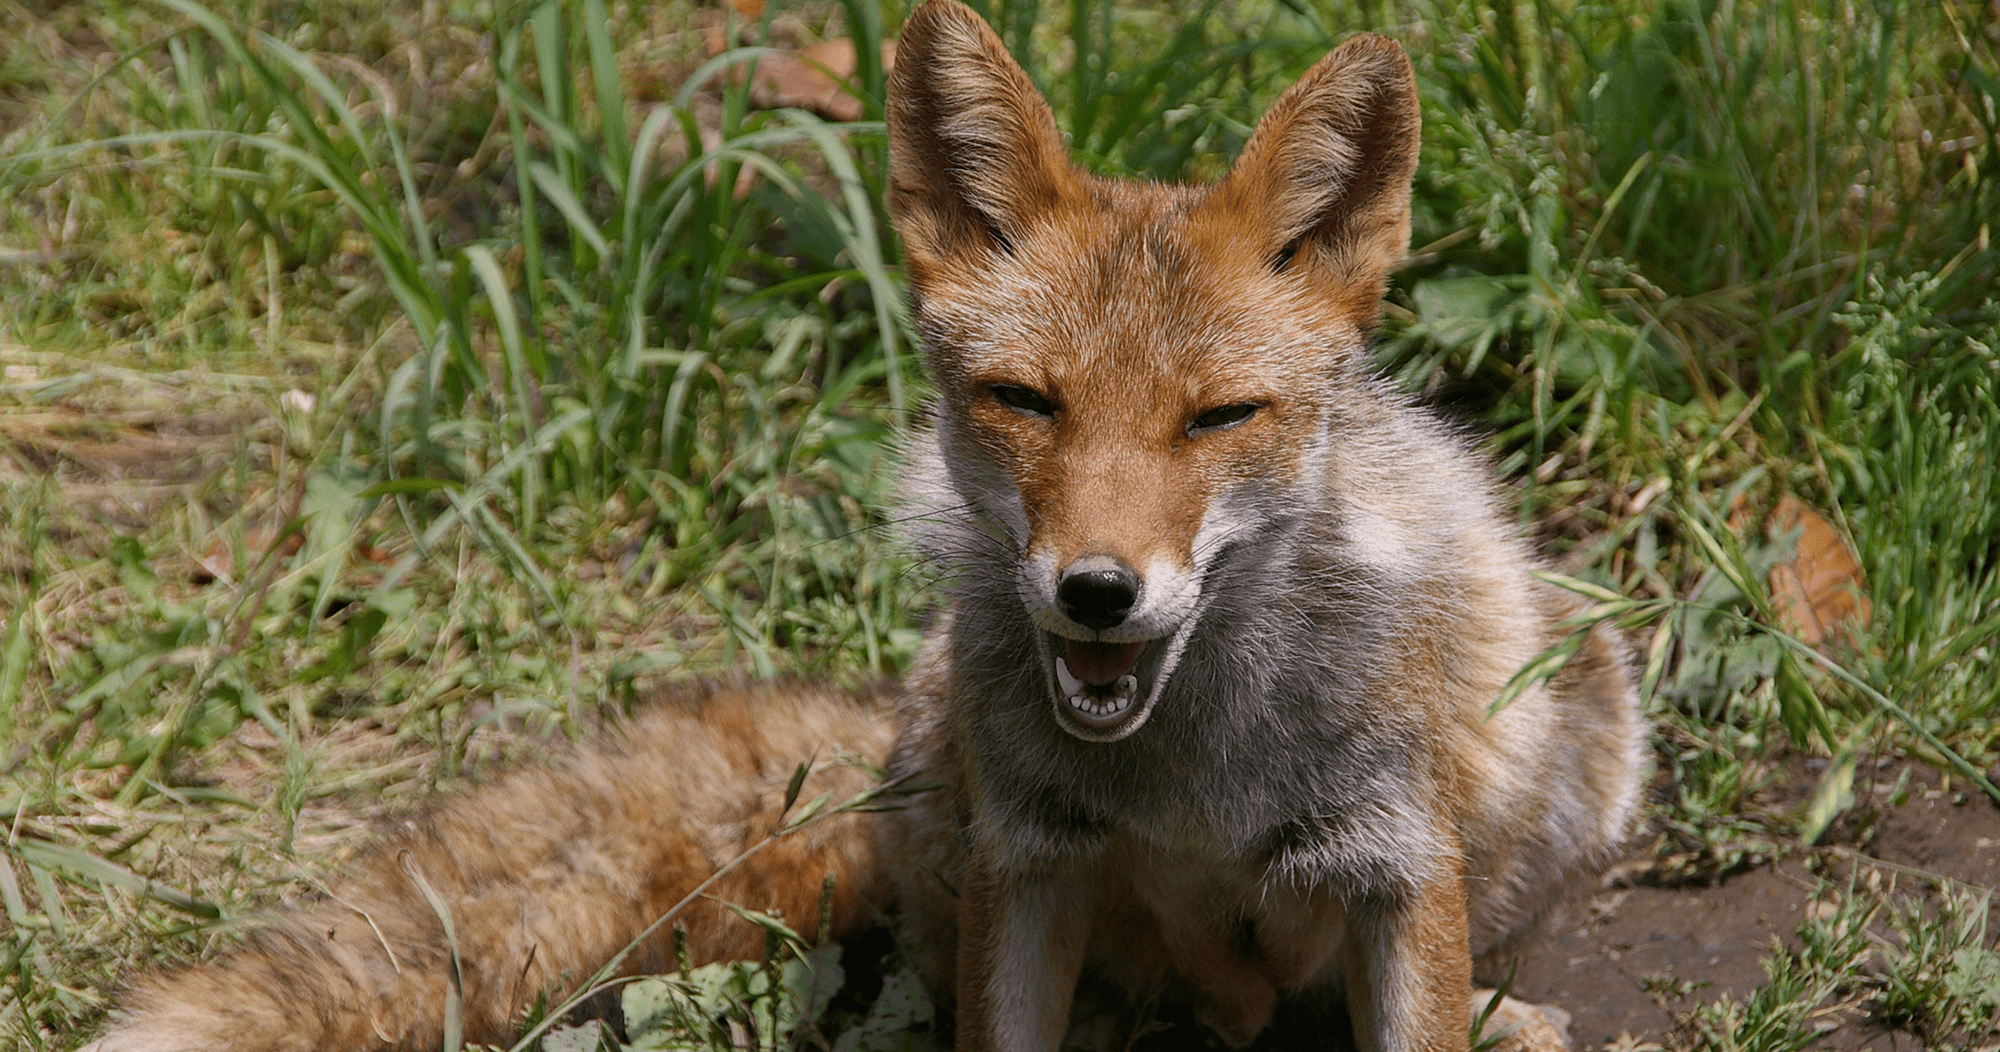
[914, 192, 1367, 395]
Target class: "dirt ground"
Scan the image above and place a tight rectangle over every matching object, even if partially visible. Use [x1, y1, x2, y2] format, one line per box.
[1514, 757, 2000, 1050]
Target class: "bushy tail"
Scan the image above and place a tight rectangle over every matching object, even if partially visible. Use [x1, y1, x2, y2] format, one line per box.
[86, 682, 900, 1052]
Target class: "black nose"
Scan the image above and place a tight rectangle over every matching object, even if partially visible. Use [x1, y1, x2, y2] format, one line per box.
[1058, 562, 1139, 631]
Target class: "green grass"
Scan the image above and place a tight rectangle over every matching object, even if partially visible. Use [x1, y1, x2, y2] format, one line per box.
[0, 0, 1996, 1048]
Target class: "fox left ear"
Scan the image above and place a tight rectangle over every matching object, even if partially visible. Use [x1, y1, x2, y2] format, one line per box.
[886, 1, 1082, 280]
[1201, 34, 1420, 324]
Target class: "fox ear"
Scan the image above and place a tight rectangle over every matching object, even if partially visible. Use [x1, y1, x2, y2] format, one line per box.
[887, 0, 1079, 270]
[1203, 34, 1420, 321]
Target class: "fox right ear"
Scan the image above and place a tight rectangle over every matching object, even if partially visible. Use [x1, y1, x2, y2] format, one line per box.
[1202, 34, 1420, 325]
[887, 1, 1079, 274]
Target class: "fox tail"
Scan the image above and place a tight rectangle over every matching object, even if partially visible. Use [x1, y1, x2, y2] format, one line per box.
[85, 682, 899, 1052]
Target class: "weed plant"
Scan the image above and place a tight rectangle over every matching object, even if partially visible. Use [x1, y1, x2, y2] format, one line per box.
[0, 0, 1995, 1048]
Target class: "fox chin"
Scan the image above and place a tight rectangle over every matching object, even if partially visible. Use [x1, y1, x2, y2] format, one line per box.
[84, 4, 1645, 1052]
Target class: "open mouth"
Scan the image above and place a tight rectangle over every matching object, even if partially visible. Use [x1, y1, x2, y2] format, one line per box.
[1050, 636, 1156, 740]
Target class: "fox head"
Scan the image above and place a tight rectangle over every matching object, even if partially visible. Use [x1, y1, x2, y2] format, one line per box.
[888, 0, 1420, 742]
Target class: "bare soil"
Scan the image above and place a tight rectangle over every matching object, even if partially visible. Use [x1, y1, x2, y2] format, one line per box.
[1515, 758, 2000, 1050]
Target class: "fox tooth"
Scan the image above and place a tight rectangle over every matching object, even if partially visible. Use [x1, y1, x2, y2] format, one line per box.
[1072, 695, 1129, 718]
[1056, 657, 1083, 697]
[1115, 675, 1137, 699]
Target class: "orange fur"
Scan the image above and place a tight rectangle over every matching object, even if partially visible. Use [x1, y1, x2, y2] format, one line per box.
[88, 684, 895, 1052]
[880, 4, 1642, 1051]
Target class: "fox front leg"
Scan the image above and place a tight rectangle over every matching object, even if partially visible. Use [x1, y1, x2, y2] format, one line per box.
[954, 853, 1094, 1052]
[1341, 858, 1476, 1052]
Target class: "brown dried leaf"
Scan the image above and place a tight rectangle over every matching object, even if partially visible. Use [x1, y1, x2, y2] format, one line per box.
[748, 39, 897, 122]
[194, 525, 304, 584]
[1767, 495, 1870, 647]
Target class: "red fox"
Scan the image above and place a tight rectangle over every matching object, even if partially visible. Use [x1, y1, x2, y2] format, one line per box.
[84, 3, 1644, 1051]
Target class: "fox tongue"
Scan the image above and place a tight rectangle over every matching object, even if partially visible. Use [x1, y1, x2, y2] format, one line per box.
[1064, 640, 1144, 686]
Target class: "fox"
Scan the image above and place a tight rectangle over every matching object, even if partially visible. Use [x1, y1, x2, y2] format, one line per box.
[82, 3, 1646, 1051]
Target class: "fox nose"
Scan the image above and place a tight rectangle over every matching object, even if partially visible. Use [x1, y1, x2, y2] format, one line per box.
[1058, 560, 1140, 631]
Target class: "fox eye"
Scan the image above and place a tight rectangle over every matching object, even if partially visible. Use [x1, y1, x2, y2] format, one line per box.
[989, 384, 1058, 419]
[1269, 241, 1299, 273]
[1189, 403, 1261, 434]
